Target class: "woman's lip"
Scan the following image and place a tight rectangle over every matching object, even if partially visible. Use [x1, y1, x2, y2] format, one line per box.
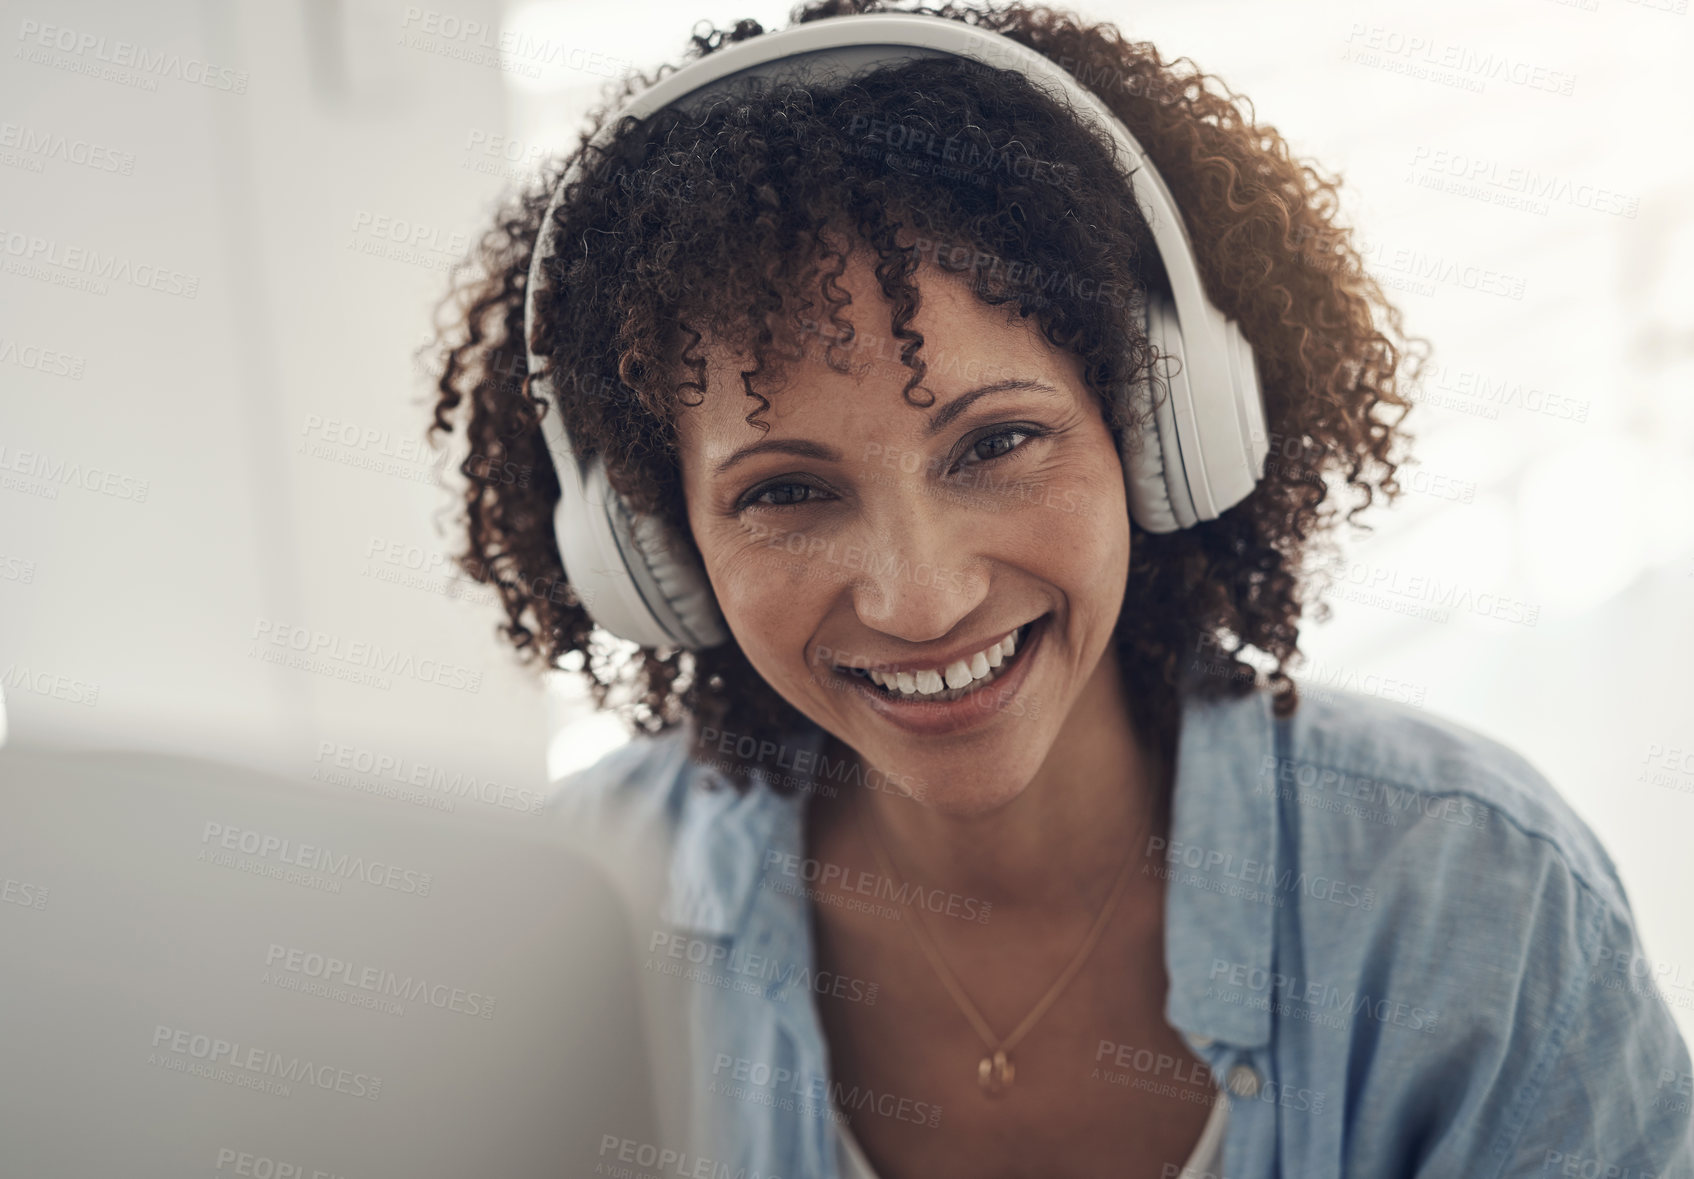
[834, 614, 1047, 737]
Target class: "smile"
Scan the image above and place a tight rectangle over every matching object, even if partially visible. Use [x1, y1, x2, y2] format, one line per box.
[834, 617, 1041, 703]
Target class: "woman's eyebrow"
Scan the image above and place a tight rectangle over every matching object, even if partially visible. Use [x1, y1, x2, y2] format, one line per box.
[924, 378, 1060, 435]
[709, 377, 1062, 478]
[712, 437, 842, 478]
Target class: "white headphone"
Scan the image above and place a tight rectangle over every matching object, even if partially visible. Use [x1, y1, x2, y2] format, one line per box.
[522, 12, 1269, 652]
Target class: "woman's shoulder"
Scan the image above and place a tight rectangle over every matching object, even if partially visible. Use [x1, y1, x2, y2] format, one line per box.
[541, 721, 810, 940]
[540, 721, 796, 869]
[542, 723, 706, 841]
[1269, 685, 1630, 914]
[1178, 682, 1635, 961]
[1253, 693, 1694, 1168]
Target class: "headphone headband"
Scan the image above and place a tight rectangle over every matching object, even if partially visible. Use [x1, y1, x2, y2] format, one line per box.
[522, 12, 1268, 651]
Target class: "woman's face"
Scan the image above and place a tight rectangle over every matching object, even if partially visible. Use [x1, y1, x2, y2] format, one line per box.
[675, 256, 1132, 817]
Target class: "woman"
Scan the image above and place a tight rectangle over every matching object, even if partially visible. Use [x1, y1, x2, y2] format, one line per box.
[424, 1, 1694, 1175]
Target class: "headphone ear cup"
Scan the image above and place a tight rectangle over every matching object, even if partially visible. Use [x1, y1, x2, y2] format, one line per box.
[1123, 291, 1198, 533]
[554, 456, 729, 652]
[605, 489, 730, 651]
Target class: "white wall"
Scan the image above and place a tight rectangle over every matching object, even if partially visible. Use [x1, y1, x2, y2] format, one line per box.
[1, 0, 549, 798]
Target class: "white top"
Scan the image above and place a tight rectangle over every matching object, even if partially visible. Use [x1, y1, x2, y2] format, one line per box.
[835, 1087, 1229, 1177]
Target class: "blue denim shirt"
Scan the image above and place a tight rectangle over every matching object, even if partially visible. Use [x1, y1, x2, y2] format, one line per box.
[551, 684, 1694, 1178]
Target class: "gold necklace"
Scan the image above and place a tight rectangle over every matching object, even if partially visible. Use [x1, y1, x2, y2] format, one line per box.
[854, 795, 1144, 1098]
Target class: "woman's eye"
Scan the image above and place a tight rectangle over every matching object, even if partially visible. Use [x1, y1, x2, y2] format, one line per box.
[959, 426, 1043, 469]
[742, 482, 824, 511]
[737, 426, 1046, 513]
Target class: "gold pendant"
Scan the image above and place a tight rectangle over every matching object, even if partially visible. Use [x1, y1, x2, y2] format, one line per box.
[977, 1048, 1014, 1096]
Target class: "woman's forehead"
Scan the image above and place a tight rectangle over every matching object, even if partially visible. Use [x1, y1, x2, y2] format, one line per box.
[674, 261, 1062, 442]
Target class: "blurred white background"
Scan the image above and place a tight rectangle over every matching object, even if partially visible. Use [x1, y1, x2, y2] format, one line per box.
[1, 0, 1690, 1041]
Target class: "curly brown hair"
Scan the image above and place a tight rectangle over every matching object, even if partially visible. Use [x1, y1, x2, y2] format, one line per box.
[424, 0, 1424, 793]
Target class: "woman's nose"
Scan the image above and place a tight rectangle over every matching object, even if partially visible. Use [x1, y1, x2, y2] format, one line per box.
[840, 482, 990, 643]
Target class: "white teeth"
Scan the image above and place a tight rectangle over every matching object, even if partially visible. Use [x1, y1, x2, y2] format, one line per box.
[854, 622, 1033, 700]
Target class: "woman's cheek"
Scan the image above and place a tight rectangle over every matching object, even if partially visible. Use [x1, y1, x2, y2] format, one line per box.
[712, 533, 820, 618]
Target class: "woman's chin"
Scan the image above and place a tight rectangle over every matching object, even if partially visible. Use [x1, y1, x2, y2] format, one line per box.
[908, 778, 1035, 819]
[856, 738, 1046, 818]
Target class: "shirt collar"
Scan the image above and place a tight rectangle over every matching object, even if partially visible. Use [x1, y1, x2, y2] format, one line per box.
[661, 726, 821, 936]
[1159, 682, 1279, 1049]
[663, 684, 1279, 1047]
[659, 745, 798, 935]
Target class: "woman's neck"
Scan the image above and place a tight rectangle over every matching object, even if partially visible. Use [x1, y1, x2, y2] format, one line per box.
[813, 649, 1173, 917]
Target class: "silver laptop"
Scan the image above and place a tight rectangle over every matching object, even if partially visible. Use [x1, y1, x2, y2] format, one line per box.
[0, 743, 666, 1179]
